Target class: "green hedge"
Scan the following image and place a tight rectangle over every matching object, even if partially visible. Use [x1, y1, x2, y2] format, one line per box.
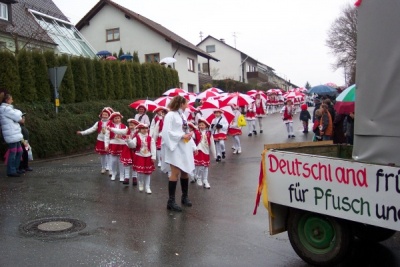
[0, 50, 179, 104]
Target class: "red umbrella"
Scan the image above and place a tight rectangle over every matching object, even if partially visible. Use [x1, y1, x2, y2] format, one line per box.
[205, 87, 224, 93]
[162, 88, 187, 97]
[220, 92, 255, 107]
[266, 89, 282, 95]
[154, 96, 172, 107]
[129, 99, 158, 111]
[196, 90, 219, 100]
[201, 97, 220, 109]
[246, 90, 268, 101]
[200, 105, 234, 124]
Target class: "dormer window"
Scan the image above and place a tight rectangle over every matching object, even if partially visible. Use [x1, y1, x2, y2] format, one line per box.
[0, 3, 8, 21]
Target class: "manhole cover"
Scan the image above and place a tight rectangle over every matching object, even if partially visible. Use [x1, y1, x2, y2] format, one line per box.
[20, 217, 86, 238]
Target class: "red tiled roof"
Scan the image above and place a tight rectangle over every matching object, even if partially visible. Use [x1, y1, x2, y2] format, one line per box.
[76, 0, 218, 61]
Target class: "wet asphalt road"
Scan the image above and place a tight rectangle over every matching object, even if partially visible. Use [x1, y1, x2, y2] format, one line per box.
[1, 110, 400, 267]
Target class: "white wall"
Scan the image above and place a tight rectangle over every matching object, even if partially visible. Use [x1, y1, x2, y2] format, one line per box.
[198, 38, 242, 81]
[79, 5, 200, 92]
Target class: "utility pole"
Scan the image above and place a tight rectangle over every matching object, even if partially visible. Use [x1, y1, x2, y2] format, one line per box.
[199, 31, 203, 41]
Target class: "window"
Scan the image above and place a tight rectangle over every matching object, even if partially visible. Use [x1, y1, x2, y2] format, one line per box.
[30, 10, 97, 57]
[106, 28, 120, 42]
[0, 3, 8, 21]
[206, 45, 215, 53]
[187, 58, 195, 72]
[145, 53, 160, 63]
[202, 63, 209, 74]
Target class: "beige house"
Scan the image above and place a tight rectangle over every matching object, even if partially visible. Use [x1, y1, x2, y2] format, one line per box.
[0, 0, 96, 57]
[197, 35, 296, 90]
[76, 0, 217, 93]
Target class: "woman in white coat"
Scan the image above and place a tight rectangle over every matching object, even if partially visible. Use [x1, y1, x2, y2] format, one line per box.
[161, 95, 196, 212]
[0, 93, 24, 177]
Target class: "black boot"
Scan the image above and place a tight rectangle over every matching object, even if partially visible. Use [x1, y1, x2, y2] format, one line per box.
[180, 178, 192, 207]
[167, 181, 182, 211]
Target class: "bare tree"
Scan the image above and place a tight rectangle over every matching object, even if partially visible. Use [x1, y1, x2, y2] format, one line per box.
[326, 4, 357, 85]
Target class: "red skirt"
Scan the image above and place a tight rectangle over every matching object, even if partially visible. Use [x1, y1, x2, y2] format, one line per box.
[95, 140, 107, 155]
[213, 133, 227, 140]
[133, 155, 155, 174]
[109, 143, 124, 156]
[156, 136, 162, 150]
[120, 145, 134, 166]
[194, 150, 210, 167]
[228, 128, 242, 136]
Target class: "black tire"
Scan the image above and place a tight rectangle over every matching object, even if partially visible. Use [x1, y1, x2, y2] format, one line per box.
[287, 209, 352, 266]
[353, 223, 396, 243]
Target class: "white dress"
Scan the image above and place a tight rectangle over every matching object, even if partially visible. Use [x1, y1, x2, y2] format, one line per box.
[160, 109, 196, 174]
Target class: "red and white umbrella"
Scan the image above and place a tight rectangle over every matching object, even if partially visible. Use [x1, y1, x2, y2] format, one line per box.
[154, 96, 172, 107]
[196, 90, 219, 100]
[205, 87, 224, 93]
[200, 97, 220, 109]
[200, 105, 234, 124]
[246, 90, 268, 101]
[129, 99, 158, 111]
[220, 92, 255, 107]
[266, 89, 282, 95]
[162, 88, 187, 97]
[185, 92, 197, 102]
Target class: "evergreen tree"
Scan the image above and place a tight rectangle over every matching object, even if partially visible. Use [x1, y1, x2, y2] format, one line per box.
[118, 48, 124, 59]
[0, 51, 20, 98]
[71, 57, 89, 102]
[121, 62, 133, 99]
[43, 51, 58, 100]
[305, 81, 311, 89]
[131, 62, 142, 98]
[32, 51, 50, 102]
[111, 61, 123, 99]
[141, 63, 151, 98]
[161, 67, 171, 92]
[94, 60, 107, 100]
[17, 50, 36, 102]
[104, 61, 115, 99]
[133, 51, 140, 63]
[58, 54, 75, 104]
[150, 64, 163, 97]
[84, 58, 96, 100]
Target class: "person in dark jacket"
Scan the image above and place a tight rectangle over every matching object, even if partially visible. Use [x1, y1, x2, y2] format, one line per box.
[312, 97, 322, 121]
[19, 113, 33, 172]
[299, 104, 311, 133]
[343, 112, 355, 145]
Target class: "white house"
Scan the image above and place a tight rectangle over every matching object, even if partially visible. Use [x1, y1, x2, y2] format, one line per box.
[197, 35, 295, 90]
[76, 0, 218, 93]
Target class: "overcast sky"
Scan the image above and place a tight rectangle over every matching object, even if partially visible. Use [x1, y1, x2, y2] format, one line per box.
[53, 0, 354, 88]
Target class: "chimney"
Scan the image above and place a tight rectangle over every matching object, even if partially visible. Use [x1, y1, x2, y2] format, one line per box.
[220, 38, 225, 43]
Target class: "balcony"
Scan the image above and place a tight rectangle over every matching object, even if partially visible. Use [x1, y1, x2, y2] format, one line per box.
[247, 71, 269, 83]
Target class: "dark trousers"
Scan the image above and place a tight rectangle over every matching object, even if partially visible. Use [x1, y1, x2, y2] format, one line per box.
[19, 144, 29, 170]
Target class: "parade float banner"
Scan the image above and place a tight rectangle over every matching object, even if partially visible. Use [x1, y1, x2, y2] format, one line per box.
[266, 150, 400, 231]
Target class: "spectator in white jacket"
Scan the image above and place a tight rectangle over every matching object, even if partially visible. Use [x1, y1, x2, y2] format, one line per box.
[0, 93, 24, 177]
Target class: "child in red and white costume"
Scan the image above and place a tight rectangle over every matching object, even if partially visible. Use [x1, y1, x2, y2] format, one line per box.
[109, 118, 140, 185]
[245, 101, 256, 136]
[228, 104, 242, 154]
[281, 99, 295, 138]
[134, 105, 150, 125]
[76, 107, 111, 174]
[254, 93, 267, 134]
[193, 118, 216, 188]
[210, 109, 228, 162]
[150, 106, 168, 168]
[105, 112, 127, 181]
[127, 123, 156, 194]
